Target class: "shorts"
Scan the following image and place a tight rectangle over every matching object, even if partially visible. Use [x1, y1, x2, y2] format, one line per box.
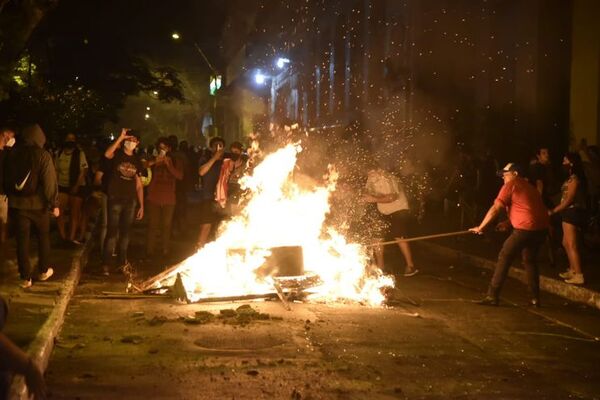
[0, 195, 7, 224]
[560, 207, 588, 229]
[198, 200, 222, 224]
[59, 185, 88, 198]
[385, 210, 412, 239]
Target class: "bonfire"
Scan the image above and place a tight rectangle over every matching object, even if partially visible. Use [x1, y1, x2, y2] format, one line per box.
[140, 142, 394, 306]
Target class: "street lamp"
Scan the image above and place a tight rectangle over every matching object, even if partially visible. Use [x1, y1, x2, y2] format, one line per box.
[276, 57, 290, 69]
[171, 32, 180, 40]
[255, 71, 267, 85]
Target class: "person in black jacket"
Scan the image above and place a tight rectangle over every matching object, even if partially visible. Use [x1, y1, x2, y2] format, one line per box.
[0, 127, 16, 268]
[5, 124, 59, 289]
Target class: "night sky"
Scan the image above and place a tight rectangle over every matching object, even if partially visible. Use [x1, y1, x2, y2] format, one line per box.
[33, 0, 227, 68]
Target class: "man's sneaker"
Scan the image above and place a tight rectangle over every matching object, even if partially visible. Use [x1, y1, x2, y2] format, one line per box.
[529, 298, 541, 308]
[476, 296, 499, 306]
[38, 268, 54, 282]
[20, 279, 32, 289]
[403, 268, 419, 277]
[102, 265, 110, 276]
[558, 270, 573, 279]
[565, 273, 584, 285]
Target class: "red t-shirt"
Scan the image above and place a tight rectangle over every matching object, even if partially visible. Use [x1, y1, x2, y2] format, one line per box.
[147, 164, 177, 206]
[495, 177, 549, 231]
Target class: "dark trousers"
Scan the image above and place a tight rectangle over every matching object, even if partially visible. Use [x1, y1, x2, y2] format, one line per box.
[488, 229, 546, 300]
[13, 209, 51, 280]
[90, 192, 108, 255]
[146, 203, 175, 254]
[173, 187, 187, 233]
[102, 198, 136, 266]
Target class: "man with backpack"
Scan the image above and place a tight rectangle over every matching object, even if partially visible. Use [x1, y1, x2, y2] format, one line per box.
[4, 124, 59, 289]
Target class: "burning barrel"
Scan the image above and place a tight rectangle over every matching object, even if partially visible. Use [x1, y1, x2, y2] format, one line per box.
[228, 246, 304, 278]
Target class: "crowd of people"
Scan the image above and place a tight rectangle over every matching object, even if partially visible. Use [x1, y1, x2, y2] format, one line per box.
[1, 123, 598, 289]
[0, 125, 251, 396]
[0, 124, 250, 286]
[1, 122, 600, 397]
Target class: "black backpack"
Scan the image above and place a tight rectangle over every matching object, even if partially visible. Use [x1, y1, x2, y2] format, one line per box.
[3, 146, 41, 197]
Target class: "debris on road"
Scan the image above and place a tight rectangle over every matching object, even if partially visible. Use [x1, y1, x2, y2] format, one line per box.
[121, 335, 144, 344]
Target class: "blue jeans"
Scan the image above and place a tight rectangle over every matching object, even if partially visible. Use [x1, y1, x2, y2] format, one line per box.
[102, 198, 136, 266]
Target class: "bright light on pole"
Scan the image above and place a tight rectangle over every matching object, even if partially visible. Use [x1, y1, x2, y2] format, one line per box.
[276, 57, 290, 69]
[254, 71, 266, 85]
[171, 32, 180, 40]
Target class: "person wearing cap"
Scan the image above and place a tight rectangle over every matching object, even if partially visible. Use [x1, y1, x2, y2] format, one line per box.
[100, 128, 144, 275]
[470, 162, 550, 306]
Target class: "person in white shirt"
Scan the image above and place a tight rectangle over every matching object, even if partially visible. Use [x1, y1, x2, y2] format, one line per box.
[363, 166, 418, 276]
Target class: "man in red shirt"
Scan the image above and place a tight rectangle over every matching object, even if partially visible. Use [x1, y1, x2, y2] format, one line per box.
[470, 163, 549, 306]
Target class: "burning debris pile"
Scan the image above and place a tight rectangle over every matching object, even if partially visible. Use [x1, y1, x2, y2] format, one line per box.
[139, 143, 394, 306]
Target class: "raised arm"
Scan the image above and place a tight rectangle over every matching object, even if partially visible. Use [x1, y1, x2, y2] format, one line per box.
[104, 128, 131, 159]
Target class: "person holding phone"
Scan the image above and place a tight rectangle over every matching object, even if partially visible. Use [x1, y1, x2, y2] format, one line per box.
[145, 137, 183, 257]
[197, 137, 226, 249]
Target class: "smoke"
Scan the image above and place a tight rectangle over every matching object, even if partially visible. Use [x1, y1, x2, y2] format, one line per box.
[360, 91, 454, 175]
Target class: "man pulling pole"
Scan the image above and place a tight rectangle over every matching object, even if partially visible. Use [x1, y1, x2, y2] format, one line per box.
[469, 163, 550, 307]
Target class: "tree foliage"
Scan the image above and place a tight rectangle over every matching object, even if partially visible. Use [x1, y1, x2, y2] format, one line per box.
[0, 0, 58, 98]
[0, 0, 186, 140]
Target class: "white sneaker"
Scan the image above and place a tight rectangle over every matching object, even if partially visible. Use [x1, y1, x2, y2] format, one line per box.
[558, 270, 573, 279]
[565, 273, 584, 285]
[20, 279, 32, 289]
[37, 268, 54, 281]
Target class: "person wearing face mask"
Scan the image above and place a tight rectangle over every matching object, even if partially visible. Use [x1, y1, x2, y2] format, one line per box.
[470, 163, 549, 307]
[145, 137, 183, 257]
[54, 133, 89, 245]
[4, 124, 59, 289]
[101, 128, 144, 275]
[0, 127, 16, 266]
[214, 141, 248, 217]
[549, 152, 588, 285]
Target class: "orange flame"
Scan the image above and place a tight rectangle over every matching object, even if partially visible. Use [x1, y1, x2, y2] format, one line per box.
[156, 143, 394, 306]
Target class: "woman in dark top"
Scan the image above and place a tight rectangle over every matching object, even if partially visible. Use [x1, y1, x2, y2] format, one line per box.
[549, 152, 588, 285]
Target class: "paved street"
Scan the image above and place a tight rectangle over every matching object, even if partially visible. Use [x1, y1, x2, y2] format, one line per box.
[44, 249, 600, 399]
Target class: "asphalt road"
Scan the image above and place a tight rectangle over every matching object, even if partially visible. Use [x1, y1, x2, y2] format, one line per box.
[45, 250, 600, 400]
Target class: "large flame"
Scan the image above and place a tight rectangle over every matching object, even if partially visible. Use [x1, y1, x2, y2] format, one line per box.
[157, 143, 394, 306]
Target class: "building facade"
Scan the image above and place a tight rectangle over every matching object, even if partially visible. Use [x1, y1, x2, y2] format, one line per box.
[219, 0, 599, 158]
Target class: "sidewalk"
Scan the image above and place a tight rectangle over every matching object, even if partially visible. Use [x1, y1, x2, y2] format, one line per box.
[1, 236, 85, 399]
[414, 221, 600, 310]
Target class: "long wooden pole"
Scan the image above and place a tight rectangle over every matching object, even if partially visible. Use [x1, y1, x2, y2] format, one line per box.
[367, 230, 472, 247]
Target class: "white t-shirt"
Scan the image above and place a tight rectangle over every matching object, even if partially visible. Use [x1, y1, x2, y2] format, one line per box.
[366, 170, 409, 215]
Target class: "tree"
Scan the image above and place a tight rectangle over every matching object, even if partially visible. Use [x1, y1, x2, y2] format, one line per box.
[0, 0, 58, 98]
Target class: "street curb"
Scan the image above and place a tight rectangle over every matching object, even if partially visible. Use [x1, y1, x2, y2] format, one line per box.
[418, 241, 600, 311]
[8, 243, 90, 399]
